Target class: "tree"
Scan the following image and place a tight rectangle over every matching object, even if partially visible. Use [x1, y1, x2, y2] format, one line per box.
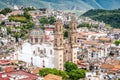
[40, 17, 48, 25]
[48, 16, 56, 24]
[114, 40, 120, 46]
[64, 30, 68, 38]
[23, 7, 35, 12]
[24, 11, 31, 20]
[39, 16, 56, 25]
[109, 51, 114, 56]
[7, 27, 11, 35]
[69, 69, 86, 80]
[13, 32, 20, 43]
[0, 8, 12, 15]
[39, 68, 68, 79]
[64, 61, 78, 72]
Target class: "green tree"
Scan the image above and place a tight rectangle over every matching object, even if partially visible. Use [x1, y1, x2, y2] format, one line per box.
[114, 40, 120, 46]
[24, 11, 31, 20]
[40, 17, 48, 25]
[39, 68, 68, 79]
[13, 32, 20, 38]
[69, 69, 86, 80]
[26, 21, 34, 29]
[23, 7, 35, 12]
[40, 16, 56, 25]
[109, 51, 114, 56]
[0, 8, 12, 15]
[7, 27, 11, 35]
[64, 61, 78, 72]
[64, 30, 68, 38]
[48, 16, 56, 24]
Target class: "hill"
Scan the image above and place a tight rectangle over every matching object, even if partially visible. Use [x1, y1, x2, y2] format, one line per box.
[82, 9, 120, 28]
[0, 0, 120, 10]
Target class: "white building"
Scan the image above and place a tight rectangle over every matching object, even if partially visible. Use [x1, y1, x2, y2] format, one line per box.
[17, 42, 54, 68]
[16, 25, 55, 68]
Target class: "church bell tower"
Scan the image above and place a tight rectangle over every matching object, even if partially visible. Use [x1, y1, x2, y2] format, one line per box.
[68, 16, 78, 64]
[54, 19, 64, 70]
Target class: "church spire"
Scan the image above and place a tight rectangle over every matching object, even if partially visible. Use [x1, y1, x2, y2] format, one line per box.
[54, 19, 64, 70]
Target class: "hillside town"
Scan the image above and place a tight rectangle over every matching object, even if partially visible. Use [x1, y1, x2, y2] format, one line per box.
[0, 5, 120, 80]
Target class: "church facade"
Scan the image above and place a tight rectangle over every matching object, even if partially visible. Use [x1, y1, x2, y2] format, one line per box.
[16, 17, 78, 70]
[54, 18, 78, 70]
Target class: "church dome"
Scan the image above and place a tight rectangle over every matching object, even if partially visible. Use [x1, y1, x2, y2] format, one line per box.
[29, 24, 45, 44]
[30, 29, 45, 38]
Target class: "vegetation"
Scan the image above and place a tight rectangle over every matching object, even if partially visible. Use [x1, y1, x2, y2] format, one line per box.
[109, 51, 114, 56]
[82, 9, 120, 28]
[77, 23, 98, 28]
[0, 8, 12, 15]
[23, 7, 35, 12]
[39, 62, 86, 80]
[39, 68, 68, 79]
[9, 16, 27, 23]
[40, 16, 56, 25]
[69, 69, 86, 80]
[63, 30, 68, 38]
[7, 11, 34, 40]
[64, 61, 78, 72]
[114, 40, 120, 46]
[6, 27, 11, 35]
[9, 11, 31, 23]
[64, 61, 86, 80]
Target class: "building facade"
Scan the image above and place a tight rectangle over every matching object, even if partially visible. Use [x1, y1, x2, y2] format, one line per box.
[54, 18, 78, 70]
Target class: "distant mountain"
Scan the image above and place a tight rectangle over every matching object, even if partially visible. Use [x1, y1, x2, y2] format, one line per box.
[82, 9, 120, 28]
[0, 0, 120, 11]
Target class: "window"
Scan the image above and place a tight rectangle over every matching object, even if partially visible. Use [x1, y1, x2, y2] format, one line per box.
[38, 47, 40, 52]
[60, 63, 62, 65]
[60, 59, 62, 61]
[35, 38, 38, 43]
[66, 50, 67, 53]
[50, 50, 52, 55]
[55, 39, 57, 46]
[74, 53, 76, 55]
[31, 38, 33, 42]
[44, 48, 46, 53]
[60, 55, 62, 57]
[74, 57, 76, 59]
[60, 39, 62, 45]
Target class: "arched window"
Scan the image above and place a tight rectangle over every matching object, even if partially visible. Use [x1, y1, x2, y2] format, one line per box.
[31, 38, 33, 43]
[60, 38, 62, 45]
[50, 50, 52, 55]
[35, 38, 38, 43]
[44, 48, 46, 53]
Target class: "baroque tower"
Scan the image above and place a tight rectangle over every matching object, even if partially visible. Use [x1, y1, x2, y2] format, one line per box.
[68, 16, 78, 64]
[54, 19, 64, 70]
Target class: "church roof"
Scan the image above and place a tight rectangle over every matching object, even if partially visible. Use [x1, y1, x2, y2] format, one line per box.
[30, 29, 45, 37]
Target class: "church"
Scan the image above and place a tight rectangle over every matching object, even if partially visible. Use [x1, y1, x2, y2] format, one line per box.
[16, 17, 78, 70]
[54, 18, 78, 70]
[17, 25, 54, 68]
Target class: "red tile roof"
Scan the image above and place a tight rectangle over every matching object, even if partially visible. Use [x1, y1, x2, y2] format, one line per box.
[0, 70, 39, 80]
[4, 67, 14, 72]
[0, 60, 11, 65]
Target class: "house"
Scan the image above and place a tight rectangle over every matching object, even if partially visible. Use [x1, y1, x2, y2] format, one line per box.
[10, 10, 23, 15]
[4, 20, 21, 27]
[29, 10, 45, 18]
[44, 24, 55, 41]
[0, 14, 5, 21]
[0, 70, 40, 80]
[44, 74, 62, 80]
